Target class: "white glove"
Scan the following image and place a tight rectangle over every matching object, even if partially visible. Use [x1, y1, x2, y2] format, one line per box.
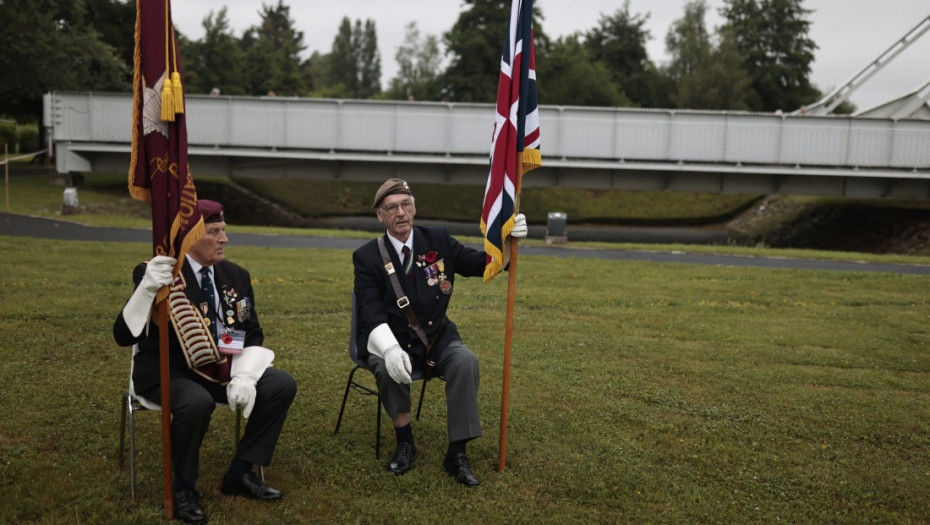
[228, 345, 274, 418]
[511, 214, 527, 239]
[367, 323, 412, 384]
[141, 255, 176, 293]
[227, 377, 256, 419]
[122, 255, 177, 337]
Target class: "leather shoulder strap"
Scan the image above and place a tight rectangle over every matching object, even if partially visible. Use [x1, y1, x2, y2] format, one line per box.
[377, 236, 429, 349]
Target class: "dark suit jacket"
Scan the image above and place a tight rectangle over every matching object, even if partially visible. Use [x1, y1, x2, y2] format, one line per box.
[352, 226, 485, 370]
[113, 258, 263, 393]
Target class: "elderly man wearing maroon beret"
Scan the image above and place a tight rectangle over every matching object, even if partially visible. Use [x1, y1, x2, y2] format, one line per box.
[352, 178, 527, 487]
[113, 200, 296, 524]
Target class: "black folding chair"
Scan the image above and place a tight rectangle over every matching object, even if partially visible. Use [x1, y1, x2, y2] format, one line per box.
[334, 291, 428, 459]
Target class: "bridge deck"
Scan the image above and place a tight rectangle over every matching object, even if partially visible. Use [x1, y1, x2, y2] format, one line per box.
[44, 92, 930, 198]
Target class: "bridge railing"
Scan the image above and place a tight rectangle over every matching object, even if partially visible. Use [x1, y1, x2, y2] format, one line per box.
[45, 91, 930, 171]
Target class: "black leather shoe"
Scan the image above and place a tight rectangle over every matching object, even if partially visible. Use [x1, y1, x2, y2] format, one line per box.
[388, 441, 416, 475]
[443, 452, 480, 487]
[220, 471, 283, 501]
[173, 490, 208, 524]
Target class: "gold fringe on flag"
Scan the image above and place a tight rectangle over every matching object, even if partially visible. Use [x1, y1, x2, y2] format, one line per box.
[128, 0, 149, 202]
[522, 147, 542, 173]
[156, 208, 204, 304]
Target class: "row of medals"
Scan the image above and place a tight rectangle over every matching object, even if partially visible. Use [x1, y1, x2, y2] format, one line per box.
[418, 259, 452, 294]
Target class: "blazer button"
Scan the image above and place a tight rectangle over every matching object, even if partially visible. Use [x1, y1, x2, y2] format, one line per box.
[428, 321, 433, 326]
[407, 344, 412, 349]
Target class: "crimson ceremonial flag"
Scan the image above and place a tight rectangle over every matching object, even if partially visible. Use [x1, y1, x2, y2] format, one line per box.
[130, 0, 202, 300]
[480, 0, 541, 283]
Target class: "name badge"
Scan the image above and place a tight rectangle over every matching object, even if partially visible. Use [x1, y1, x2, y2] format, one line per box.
[218, 329, 246, 355]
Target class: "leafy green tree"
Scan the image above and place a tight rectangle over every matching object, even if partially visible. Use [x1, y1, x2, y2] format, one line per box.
[674, 28, 754, 110]
[300, 51, 328, 96]
[0, 0, 128, 123]
[665, 0, 711, 80]
[355, 19, 382, 98]
[440, 0, 547, 103]
[239, 0, 305, 96]
[584, 1, 657, 107]
[386, 22, 443, 101]
[326, 17, 382, 99]
[440, 0, 508, 102]
[664, 1, 753, 110]
[536, 35, 629, 107]
[84, 0, 136, 81]
[720, 0, 818, 112]
[326, 18, 357, 96]
[180, 8, 247, 95]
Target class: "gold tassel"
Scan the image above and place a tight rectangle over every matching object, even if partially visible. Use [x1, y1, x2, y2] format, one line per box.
[172, 71, 184, 114]
[161, 75, 175, 122]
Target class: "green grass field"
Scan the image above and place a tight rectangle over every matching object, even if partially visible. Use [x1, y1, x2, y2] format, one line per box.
[2, 169, 930, 523]
[1, 231, 929, 523]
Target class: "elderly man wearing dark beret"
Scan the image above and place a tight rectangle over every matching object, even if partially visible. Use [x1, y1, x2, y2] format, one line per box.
[352, 178, 527, 487]
[113, 200, 297, 524]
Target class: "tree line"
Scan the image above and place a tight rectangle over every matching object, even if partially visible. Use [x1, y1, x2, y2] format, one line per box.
[0, 0, 851, 125]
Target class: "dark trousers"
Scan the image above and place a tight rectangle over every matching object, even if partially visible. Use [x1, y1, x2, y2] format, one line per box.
[139, 368, 296, 484]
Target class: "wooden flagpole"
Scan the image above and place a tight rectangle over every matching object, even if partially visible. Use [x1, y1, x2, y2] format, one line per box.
[5, 143, 9, 209]
[159, 303, 173, 519]
[498, 151, 525, 472]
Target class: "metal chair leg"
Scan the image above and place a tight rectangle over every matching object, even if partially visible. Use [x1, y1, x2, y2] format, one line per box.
[375, 393, 382, 459]
[235, 408, 241, 444]
[234, 407, 263, 481]
[337, 364, 426, 460]
[122, 390, 269, 498]
[119, 394, 127, 469]
[128, 396, 138, 501]
[416, 379, 428, 420]
[334, 365, 361, 435]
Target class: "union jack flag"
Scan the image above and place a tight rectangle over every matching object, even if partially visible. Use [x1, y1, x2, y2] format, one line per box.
[481, 0, 541, 283]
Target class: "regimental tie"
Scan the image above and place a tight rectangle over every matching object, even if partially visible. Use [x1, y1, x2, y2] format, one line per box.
[199, 267, 218, 342]
[402, 246, 414, 282]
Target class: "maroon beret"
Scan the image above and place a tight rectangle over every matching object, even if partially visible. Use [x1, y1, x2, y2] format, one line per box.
[196, 199, 225, 223]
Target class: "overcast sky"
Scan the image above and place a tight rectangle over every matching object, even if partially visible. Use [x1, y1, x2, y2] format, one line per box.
[171, 0, 930, 111]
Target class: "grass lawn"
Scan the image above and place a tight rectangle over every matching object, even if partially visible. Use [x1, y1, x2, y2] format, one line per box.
[1, 230, 928, 523]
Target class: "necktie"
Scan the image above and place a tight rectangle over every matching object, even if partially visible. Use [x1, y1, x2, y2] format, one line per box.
[402, 246, 414, 282]
[199, 267, 218, 342]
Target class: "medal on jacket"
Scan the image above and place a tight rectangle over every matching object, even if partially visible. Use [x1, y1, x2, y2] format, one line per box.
[424, 259, 445, 287]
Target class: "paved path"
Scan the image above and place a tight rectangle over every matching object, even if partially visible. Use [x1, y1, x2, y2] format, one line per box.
[3, 212, 929, 275]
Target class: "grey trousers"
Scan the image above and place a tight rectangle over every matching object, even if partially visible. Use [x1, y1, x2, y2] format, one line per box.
[366, 339, 482, 443]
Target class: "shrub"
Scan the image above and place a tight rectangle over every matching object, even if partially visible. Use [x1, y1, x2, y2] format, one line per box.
[0, 122, 15, 150]
[18, 124, 39, 153]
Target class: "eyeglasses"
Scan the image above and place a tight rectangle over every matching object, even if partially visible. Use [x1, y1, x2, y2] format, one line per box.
[380, 200, 414, 215]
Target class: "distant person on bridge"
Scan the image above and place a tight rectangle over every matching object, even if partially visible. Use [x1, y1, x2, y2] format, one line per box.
[113, 200, 297, 524]
[352, 178, 527, 487]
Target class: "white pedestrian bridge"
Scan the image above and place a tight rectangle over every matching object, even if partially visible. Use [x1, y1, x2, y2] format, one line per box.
[44, 91, 930, 199]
